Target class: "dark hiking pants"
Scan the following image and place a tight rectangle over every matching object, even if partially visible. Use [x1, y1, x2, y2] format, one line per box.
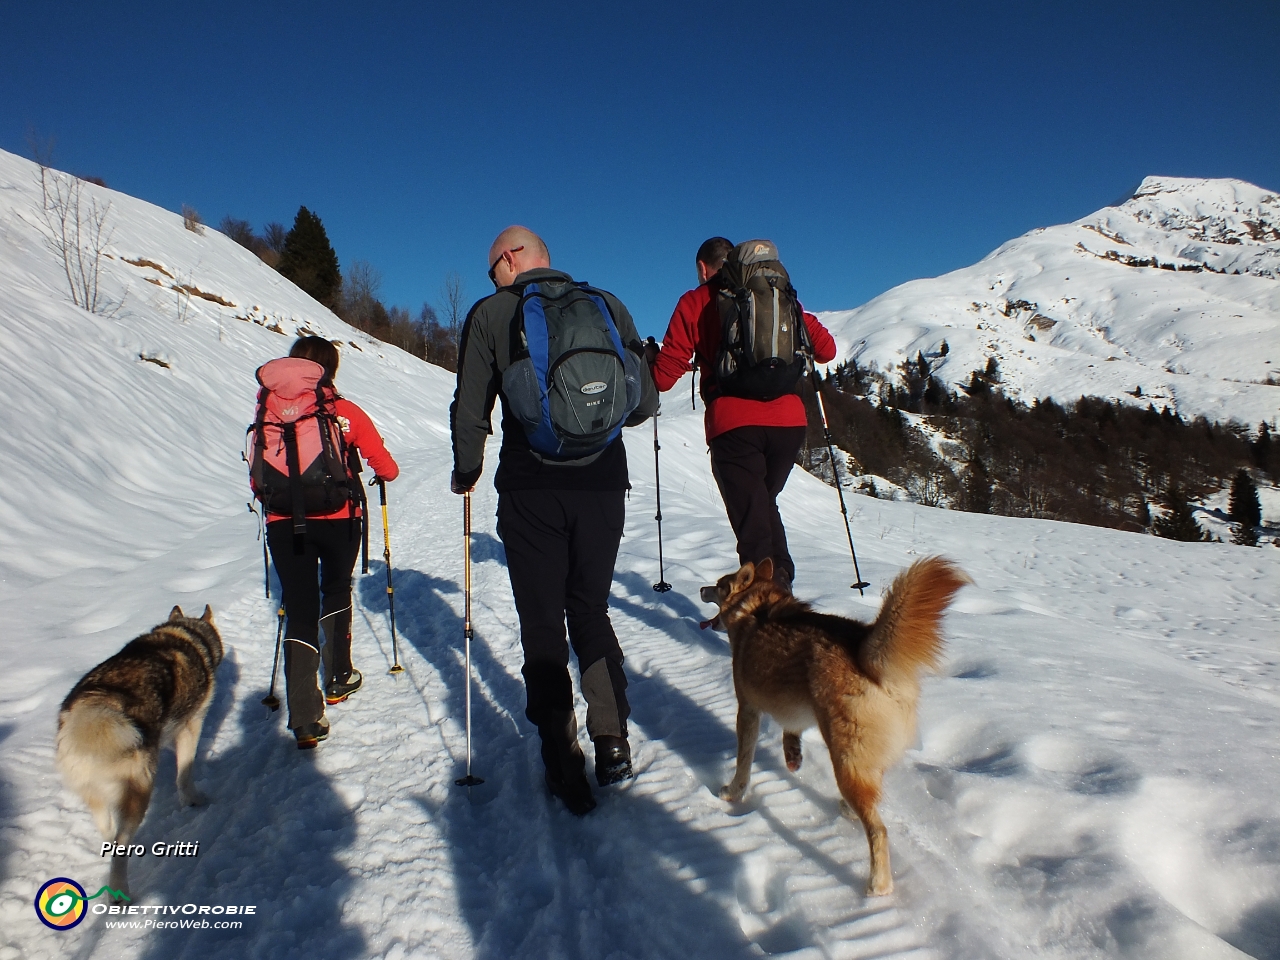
[708, 425, 807, 584]
[267, 519, 361, 728]
[496, 488, 631, 755]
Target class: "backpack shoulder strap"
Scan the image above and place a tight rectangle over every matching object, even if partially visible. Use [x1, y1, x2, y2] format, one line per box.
[506, 280, 539, 362]
[575, 283, 626, 355]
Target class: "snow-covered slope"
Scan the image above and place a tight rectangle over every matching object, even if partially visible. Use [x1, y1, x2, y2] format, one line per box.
[2, 148, 1279, 960]
[820, 176, 1280, 427]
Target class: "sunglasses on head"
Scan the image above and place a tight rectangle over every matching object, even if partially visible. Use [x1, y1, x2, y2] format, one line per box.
[488, 245, 525, 286]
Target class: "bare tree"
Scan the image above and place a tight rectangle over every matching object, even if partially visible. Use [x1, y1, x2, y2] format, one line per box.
[219, 216, 256, 248]
[35, 162, 117, 314]
[338, 260, 384, 328]
[440, 271, 467, 338]
[385, 305, 422, 355]
[263, 222, 287, 254]
[28, 129, 56, 207]
[907, 472, 947, 508]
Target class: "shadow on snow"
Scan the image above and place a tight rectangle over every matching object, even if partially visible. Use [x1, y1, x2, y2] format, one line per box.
[374, 564, 757, 959]
[127, 651, 365, 960]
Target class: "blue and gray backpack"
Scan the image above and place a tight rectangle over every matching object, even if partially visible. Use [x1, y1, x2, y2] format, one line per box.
[502, 278, 643, 462]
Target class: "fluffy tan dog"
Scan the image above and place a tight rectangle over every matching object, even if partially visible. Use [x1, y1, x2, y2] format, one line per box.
[702, 557, 968, 896]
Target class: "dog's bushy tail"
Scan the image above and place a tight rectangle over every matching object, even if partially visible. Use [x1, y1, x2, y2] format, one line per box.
[861, 557, 969, 684]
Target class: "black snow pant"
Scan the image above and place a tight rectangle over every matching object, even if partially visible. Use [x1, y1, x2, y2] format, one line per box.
[496, 488, 631, 765]
[708, 425, 807, 585]
[267, 519, 361, 728]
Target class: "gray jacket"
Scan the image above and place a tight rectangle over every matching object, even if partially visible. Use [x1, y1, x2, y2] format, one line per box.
[450, 268, 658, 492]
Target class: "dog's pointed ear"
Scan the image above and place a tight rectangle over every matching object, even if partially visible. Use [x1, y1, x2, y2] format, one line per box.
[169, 605, 185, 621]
[201, 605, 214, 623]
[734, 562, 755, 590]
[757, 558, 775, 583]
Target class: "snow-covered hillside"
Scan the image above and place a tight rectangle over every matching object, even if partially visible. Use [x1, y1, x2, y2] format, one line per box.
[2, 147, 1279, 960]
[820, 176, 1280, 428]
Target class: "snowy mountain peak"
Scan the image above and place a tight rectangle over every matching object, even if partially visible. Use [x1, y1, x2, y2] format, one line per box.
[1091, 175, 1280, 279]
[821, 175, 1280, 426]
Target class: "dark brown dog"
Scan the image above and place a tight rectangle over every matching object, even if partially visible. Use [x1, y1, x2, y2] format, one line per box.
[702, 557, 968, 895]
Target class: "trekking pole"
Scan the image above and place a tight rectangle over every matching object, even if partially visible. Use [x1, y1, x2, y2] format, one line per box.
[262, 606, 284, 711]
[809, 367, 870, 594]
[254, 496, 284, 710]
[652, 411, 673, 592]
[374, 478, 403, 674]
[455, 491, 484, 787]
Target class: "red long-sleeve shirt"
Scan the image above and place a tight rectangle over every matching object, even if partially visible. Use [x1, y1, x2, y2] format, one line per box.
[265, 396, 399, 523]
[652, 283, 837, 443]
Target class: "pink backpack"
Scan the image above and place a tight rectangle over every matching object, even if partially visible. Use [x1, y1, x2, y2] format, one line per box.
[246, 357, 353, 532]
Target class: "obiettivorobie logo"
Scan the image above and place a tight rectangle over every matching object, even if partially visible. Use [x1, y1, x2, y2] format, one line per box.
[35, 876, 258, 931]
[35, 877, 128, 931]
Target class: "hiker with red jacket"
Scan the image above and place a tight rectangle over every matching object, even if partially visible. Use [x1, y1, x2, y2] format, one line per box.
[251, 336, 399, 748]
[649, 237, 837, 592]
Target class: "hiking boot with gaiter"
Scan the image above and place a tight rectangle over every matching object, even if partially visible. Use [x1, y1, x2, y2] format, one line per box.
[294, 715, 330, 750]
[325, 669, 363, 705]
[593, 735, 634, 786]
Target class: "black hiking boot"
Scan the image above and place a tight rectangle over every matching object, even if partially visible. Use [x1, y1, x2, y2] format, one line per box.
[594, 735, 634, 786]
[325, 669, 363, 705]
[545, 767, 597, 816]
[539, 717, 596, 816]
[294, 715, 330, 750]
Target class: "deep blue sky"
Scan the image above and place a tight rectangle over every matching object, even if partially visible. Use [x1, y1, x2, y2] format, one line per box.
[4, 1, 1277, 338]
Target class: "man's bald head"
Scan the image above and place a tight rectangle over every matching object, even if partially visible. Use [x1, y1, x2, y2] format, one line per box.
[489, 226, 550, 272]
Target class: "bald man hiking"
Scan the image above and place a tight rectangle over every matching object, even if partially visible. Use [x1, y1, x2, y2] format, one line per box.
[450, 226, 658, 815]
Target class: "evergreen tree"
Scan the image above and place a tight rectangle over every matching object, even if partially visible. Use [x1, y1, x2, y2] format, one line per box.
[277, 206, 341, 309]
[924, 376, 947, 410]
[963, 458, 992, 514]
[1254, 422, 1273, 473]
[1228, 469, 1262, 546]
[1153, 484, 1210, 542]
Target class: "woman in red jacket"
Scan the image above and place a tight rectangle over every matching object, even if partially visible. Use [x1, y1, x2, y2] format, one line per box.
[258, 337, 399, 748]
[650, 238, 837, 592]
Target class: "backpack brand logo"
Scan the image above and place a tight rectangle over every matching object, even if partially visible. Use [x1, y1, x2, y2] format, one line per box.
[580, 381, 608, 395]
[753, 244, 769, 255]
[280, 404, 299, 418]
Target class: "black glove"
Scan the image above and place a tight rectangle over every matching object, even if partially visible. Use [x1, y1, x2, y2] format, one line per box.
[450, 470, 474, 495]
[644, 336, 660, 364]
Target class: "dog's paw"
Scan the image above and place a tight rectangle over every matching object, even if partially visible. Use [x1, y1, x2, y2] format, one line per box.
[179, 789, 208, 807]
[865, 876, 893, 897]
[783, 733, 803, 772]
[718, 784, 745, 803]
